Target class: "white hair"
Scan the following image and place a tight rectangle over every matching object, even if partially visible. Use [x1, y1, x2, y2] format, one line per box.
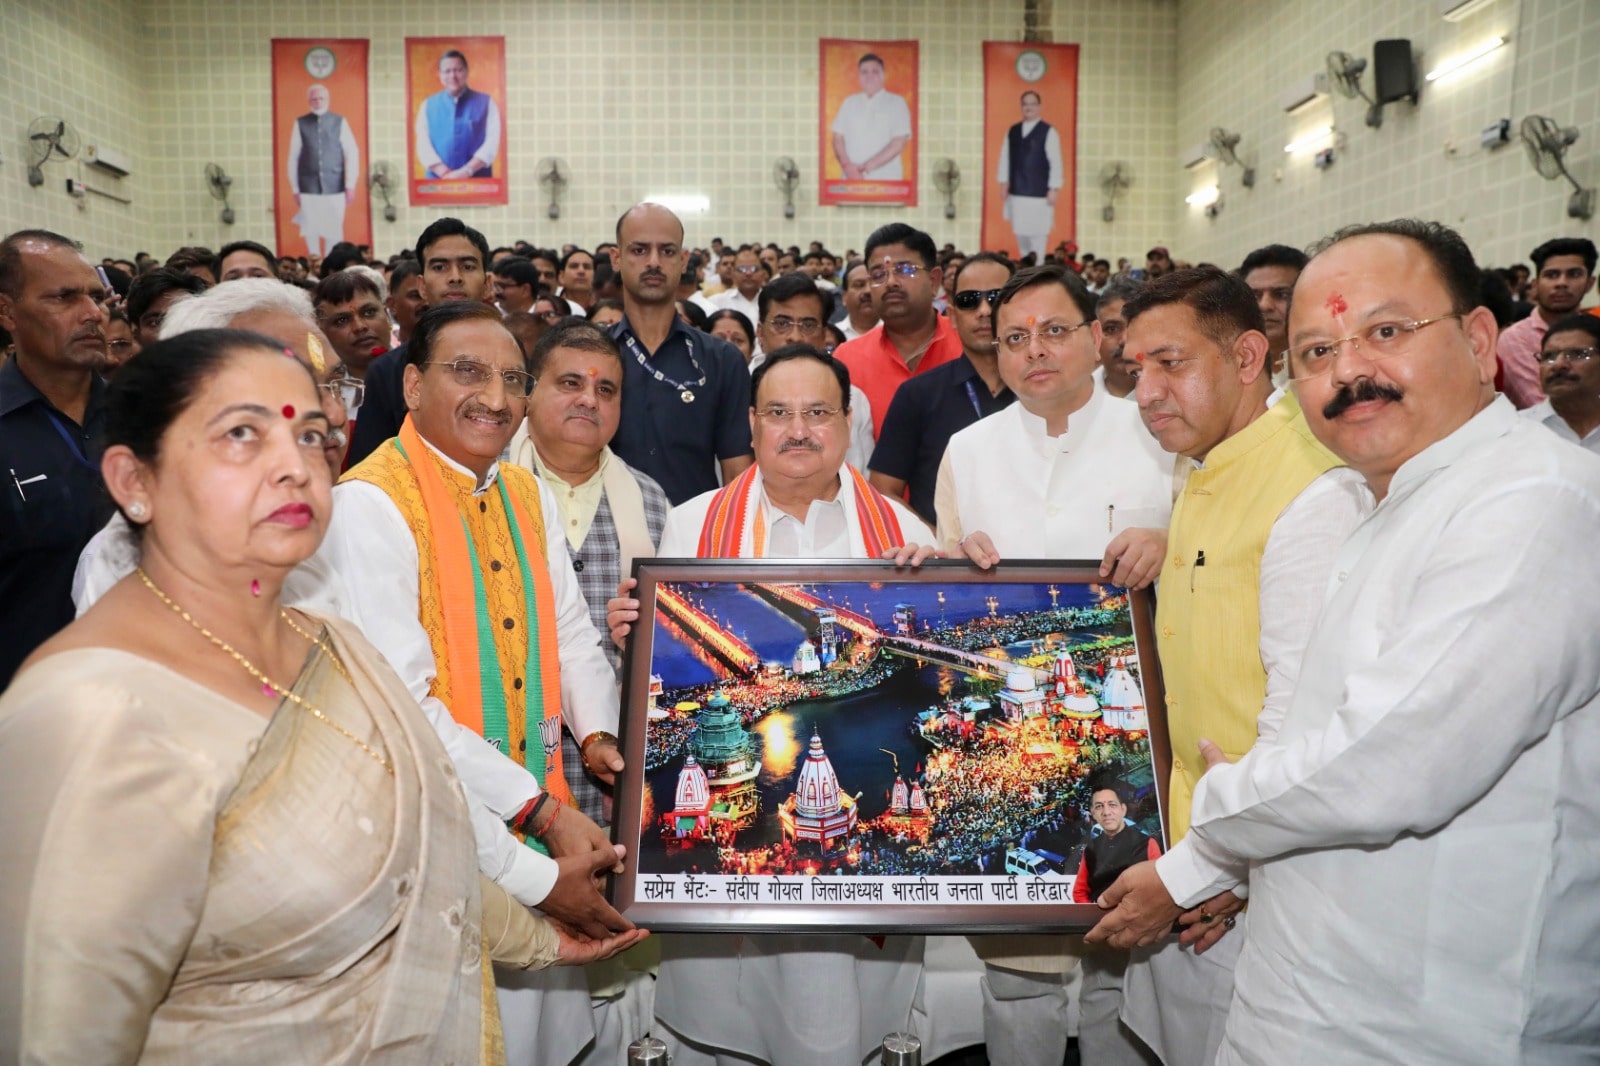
[159, 278, 316, 339]
[343, 263, 388, 302]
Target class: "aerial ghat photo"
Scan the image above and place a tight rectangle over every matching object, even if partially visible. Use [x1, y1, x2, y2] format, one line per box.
[633, 577, 1163, 890]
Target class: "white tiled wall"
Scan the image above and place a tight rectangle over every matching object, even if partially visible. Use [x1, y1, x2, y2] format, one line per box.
[1172, 0, 1600, 271]
[4, 0, 1179, 263]
[0, 0, 148, 260]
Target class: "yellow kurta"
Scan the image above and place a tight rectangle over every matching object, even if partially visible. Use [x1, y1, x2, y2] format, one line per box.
[1156, 393, 1341, 843]
[344, 438, 571, 807]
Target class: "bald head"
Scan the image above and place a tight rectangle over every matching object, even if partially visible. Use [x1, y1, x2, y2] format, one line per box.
[613, 203, 688, 307]
[615, 202, 686, 245]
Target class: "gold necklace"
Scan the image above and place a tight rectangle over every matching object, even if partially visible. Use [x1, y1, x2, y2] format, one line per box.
[135, 568, 394, 775]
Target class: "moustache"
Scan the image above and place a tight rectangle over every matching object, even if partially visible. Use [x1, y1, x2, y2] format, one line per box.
[565, 409, 598, 424]
[463, 404, 510, 425]
[641, 270, 666, 283]
[1323, 377, 1404, 420]
[73, 329, 107, 343]
[779, 439, 822, 453]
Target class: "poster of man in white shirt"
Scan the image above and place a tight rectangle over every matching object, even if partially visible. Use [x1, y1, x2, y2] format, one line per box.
[996, 91, 1065, 262]
[288, 84, 360, 258]
[820, 40, 919, 206]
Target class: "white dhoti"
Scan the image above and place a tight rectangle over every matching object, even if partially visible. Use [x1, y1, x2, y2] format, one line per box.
[1005, 194, 1055, 260]
[1121, 916, 1245, 1066]
[497, 963, 597, 1066]
[296, 191, 347, 257]
[654, 932, 923, 1066]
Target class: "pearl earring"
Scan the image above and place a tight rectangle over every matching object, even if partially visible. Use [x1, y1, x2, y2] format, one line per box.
[128, 502, 147, 519]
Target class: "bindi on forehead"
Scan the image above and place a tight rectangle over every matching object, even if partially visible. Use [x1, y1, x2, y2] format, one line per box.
[1324, 293, 1348, 316]
[282, 405, 296, 419]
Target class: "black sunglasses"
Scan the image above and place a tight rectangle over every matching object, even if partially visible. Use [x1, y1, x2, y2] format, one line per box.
[952, 288, 1003, 311]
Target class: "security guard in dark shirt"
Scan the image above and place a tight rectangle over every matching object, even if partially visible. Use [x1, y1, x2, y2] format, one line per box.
[0, 230, 115, 688]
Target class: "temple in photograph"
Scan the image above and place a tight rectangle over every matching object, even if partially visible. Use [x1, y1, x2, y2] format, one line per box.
[1100, 656, 1148, 732]
[690, 692, 759, 785]
[647, 673, 666, 719]
[998, 667, 1049, 722]
[664, 754, 712, 841]
[792, 639, 821, 675]
[779, 730, 859, 850]
[884, 773, 934, 842]
[1053, 651, 1102, 719]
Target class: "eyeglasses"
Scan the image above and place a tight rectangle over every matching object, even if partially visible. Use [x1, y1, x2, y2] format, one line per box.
[320, 304, 387, 332]
[423, 358, 535, 396]
[952, 288, 1003, 312]
[536, 309, 564, 322]
[1285, 313, 1462, 380]
[733, 264, 763, 275]
[756, 404, 842, 425]
[318, 375, 365, 409]
[996, 320, 1092, 355]
[1535, 345, 1599, 365]
[765, 315, 824, 337]
[868, 262, 928, 286]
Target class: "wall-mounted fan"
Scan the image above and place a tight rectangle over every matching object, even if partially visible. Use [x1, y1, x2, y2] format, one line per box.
[536, 157, 569, 220]
[1520, 116, 1595, 221]
[26, 116, 79, 187]
[1098, 161, 1131, 223]
[205, 162, 234, 225]
[1327, 51, 1383, 128]
[370, 160, 397, 222]
[773, 156, 800, 219]
[933, 158, 961, 220]
[1208, 128, 1256, 187]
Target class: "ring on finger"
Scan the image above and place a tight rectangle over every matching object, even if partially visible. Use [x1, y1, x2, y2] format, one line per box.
[1198, 908, 1213, 924]
[1223, 915, 1237, 930]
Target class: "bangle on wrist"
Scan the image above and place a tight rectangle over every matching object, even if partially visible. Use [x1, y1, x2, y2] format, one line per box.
[580, 730, 619, 761]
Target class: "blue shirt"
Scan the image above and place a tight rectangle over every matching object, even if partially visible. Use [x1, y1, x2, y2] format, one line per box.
[868, 353, 1015, 524]
[609, 316, 752, 505]
[0, 359, 113, 686]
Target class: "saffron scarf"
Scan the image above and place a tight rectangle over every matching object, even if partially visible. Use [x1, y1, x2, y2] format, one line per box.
[696, 464, 905, 557]
[392, 418, 571, 823]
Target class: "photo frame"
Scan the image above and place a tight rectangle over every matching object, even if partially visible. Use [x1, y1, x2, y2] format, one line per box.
[611, 559, 1170, 934]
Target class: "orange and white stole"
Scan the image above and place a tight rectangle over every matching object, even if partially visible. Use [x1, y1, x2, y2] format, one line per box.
[695, 464, 905, 557]
[390, 418, 572, 848]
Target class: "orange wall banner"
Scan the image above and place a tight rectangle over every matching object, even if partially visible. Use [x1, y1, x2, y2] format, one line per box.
[271, 39, 372, 259]
[405, 36, 508, 207]
[981, 43, 1080, 259]
[819, 39, 919, 206]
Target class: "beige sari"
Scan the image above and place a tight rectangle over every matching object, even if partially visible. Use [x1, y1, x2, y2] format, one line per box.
[0, 613, 506, 1064]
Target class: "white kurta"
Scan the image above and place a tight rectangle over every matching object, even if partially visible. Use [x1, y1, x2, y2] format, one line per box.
[934, 387, 1172, 558]
[1520, 399, 1600, 454]
[830, 90, 913, 179]
[1156, 397, 1600, 1064]
[652, 464, 932, 1066]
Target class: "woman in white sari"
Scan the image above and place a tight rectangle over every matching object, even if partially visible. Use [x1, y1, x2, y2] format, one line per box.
[0, 328, 644, 1064]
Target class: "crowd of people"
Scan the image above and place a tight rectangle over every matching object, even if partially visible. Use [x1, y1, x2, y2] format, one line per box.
[2, 197, 1599, 1066]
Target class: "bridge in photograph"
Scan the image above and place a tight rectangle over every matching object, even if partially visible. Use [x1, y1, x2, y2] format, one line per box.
[655, 584, 760, 676]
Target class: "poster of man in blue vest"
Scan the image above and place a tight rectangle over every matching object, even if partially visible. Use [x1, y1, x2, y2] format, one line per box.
[405, 36, 508, 207]
[981, 43, 1080, 263]
[271, 39, 372, 260]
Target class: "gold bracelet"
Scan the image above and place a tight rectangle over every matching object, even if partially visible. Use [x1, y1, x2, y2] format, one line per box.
[580, 730, 619, 760]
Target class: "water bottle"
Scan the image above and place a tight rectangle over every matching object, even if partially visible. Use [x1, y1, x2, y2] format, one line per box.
[879, 1031, 921, 1066]
[626, 1036, 670, 1064]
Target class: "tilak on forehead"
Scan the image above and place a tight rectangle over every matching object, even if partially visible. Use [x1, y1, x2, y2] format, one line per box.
[1325, 292, 1348, 316]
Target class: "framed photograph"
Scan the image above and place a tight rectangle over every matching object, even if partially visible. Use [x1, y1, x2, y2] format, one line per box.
[611, 559, 1170, 933]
